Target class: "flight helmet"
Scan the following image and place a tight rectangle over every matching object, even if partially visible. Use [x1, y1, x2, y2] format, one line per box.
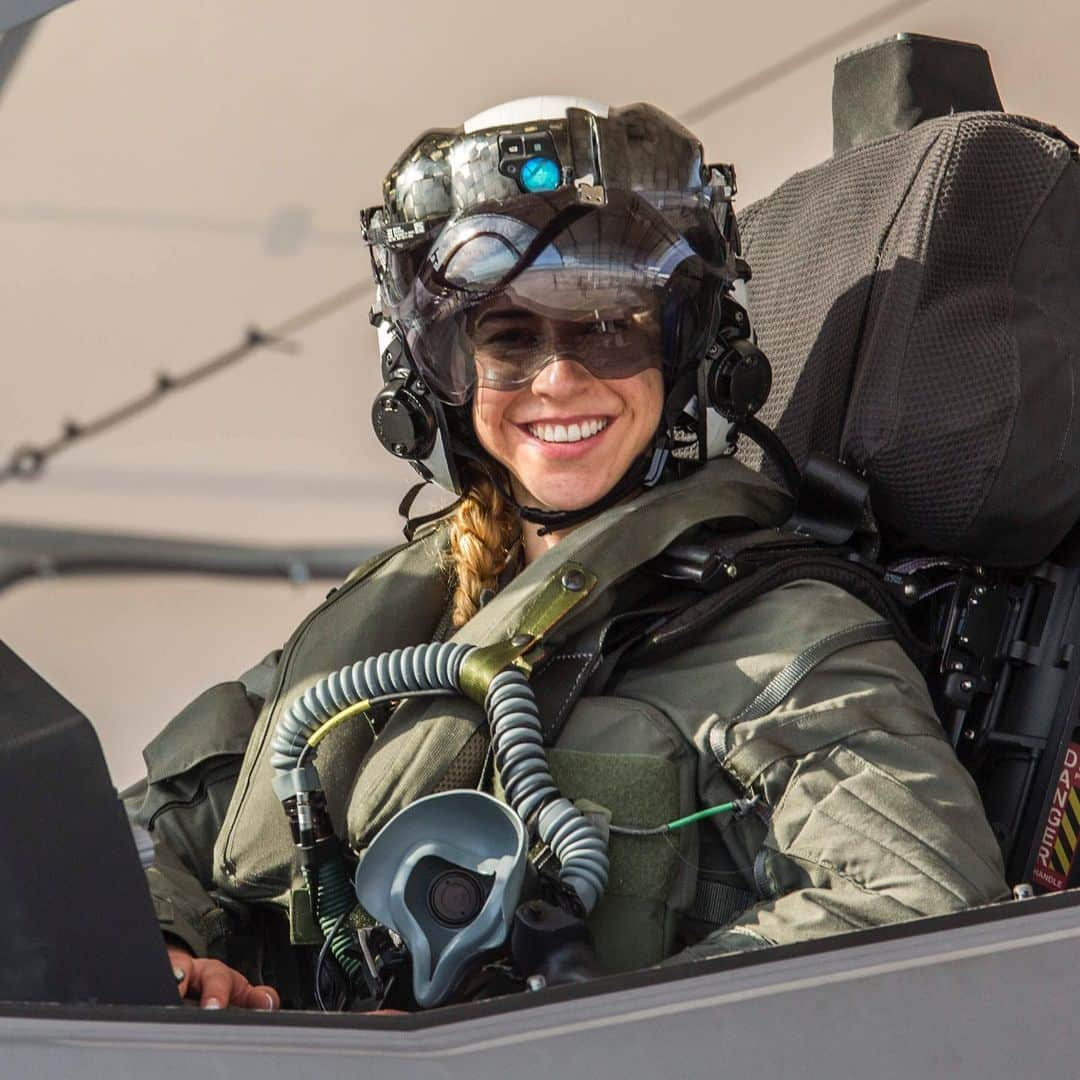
[362, 97, 771, 531]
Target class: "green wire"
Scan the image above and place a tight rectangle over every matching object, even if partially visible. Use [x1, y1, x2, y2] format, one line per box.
[665, 801, 738, 832]
[608, 798, 758, 838]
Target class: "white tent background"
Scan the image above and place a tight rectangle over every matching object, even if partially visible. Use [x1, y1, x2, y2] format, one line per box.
[2, 0, 1078, 786]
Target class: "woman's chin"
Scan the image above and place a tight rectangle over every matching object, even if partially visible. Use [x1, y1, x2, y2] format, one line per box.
[514, 482, 611, 514]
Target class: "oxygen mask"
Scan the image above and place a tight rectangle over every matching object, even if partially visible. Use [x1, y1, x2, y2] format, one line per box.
[353, 791, 529, 1009]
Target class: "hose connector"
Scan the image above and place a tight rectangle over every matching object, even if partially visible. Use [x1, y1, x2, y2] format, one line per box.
[459, 562, 597, 704]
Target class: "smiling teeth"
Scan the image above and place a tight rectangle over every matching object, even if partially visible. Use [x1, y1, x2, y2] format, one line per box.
[528, 418, 609, 443]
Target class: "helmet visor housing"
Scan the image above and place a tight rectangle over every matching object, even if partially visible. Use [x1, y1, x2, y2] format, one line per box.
[386, 188, 728, 406]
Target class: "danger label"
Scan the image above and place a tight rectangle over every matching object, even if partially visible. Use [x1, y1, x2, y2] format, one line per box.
[1033, 743, 1080, 891]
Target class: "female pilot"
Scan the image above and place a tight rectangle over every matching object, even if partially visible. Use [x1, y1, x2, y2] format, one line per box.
[129, 98, 1009, 1011]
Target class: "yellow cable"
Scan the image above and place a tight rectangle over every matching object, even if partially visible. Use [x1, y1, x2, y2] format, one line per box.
[306, 699, 373, 749]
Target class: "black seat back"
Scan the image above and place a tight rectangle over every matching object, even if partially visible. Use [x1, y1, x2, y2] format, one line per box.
[739, 34, 1080, 567]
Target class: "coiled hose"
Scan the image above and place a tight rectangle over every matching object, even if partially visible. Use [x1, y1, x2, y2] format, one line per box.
[487, 667, 608, 910]
[270, 643, 473, 771]
[272, 641, 610, 986]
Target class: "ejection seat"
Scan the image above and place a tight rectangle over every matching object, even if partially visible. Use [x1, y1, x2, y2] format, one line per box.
[737, 33, 1080, 892]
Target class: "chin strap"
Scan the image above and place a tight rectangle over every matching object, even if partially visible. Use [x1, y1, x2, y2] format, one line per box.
[516, 444, 670, 536]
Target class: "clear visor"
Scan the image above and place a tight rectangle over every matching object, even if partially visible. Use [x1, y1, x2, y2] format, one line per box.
[388, 189, 717, 405]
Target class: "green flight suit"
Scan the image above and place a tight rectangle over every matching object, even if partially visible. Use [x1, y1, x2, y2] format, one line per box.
[125, 457, 1009, 1003]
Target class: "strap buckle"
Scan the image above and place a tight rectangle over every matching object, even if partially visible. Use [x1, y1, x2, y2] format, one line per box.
[459, 563, 598, 703]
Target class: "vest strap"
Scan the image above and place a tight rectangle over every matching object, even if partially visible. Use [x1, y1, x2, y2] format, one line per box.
[688, 877, 756, 926]
[709, 618, 894, 765]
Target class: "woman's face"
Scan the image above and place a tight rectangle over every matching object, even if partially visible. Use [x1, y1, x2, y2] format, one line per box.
[470, 317, 665, 513]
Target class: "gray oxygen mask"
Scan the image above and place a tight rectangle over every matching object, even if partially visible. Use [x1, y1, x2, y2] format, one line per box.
[354, 789, 528, 1008]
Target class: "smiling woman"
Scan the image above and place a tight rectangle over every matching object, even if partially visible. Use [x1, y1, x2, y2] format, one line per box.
[472, 356, 664, 552]
[126, 97, 1008, 1014]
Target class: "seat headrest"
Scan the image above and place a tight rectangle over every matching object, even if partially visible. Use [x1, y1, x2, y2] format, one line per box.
[833, 33, 1004, 154]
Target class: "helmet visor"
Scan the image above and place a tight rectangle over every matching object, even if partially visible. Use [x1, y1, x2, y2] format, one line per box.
[390, 189, 719, 405]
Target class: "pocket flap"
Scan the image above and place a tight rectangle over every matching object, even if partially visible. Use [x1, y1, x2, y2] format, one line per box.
[143, 682, 259, 783]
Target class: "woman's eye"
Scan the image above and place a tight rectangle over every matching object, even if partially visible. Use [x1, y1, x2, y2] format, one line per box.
[484, 329, 540, 349]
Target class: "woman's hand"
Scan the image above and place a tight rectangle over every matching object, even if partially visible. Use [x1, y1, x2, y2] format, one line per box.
[167, 944, 280, 1011]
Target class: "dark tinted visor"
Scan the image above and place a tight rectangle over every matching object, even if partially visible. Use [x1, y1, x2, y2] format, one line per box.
[388, 189, 719, 405]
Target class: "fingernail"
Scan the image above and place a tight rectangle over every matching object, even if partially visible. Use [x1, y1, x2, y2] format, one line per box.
[260, 992, 276, 1011]
[203, 998, 222, 1010]
[173, 967, 185, 983]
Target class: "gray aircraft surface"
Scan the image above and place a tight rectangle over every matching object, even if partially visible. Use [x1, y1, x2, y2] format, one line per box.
[2, 4, 1077, 1076]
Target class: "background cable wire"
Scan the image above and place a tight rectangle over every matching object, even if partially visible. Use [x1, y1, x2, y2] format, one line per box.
[1, 281, 372, 485]
[679, 0, 933, 124]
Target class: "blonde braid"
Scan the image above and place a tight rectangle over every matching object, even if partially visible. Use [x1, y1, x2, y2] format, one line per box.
[446, 472, 522, 629]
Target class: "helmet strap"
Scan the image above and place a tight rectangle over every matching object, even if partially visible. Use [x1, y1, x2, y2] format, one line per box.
[398, 479, 465, 542]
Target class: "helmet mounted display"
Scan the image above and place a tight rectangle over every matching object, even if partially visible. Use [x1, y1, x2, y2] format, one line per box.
[363, 98, 769, 530]
[393, 188, 726, 406]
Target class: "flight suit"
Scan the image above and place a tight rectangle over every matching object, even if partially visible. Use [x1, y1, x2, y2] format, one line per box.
[126, 456, 1009, 1002]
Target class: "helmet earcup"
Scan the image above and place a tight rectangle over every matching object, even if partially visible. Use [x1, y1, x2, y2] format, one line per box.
[371, 318, 464, 495]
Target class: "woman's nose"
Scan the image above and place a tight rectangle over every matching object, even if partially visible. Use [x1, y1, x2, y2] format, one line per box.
[530, 355, 592, 395]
